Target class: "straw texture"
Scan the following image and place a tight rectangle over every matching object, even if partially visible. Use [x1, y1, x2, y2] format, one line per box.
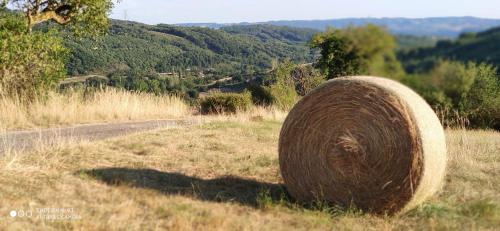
[279, 76, 447, 215]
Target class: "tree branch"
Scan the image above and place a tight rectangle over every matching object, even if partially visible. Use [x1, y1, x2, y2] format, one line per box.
[30, 9, 72, 25]
[28, 3, 75, 26]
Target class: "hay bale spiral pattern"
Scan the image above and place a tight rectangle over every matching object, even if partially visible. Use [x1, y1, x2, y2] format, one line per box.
[279, 76, 447, 215]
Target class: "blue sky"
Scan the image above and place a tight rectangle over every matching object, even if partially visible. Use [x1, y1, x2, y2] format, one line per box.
[110, 0, 500, 24]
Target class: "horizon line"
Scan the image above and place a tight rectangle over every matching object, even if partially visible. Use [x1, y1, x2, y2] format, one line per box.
[109, 15, 500, 26]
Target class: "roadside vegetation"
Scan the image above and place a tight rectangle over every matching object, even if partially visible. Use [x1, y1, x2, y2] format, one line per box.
[0, 89, 189, 130]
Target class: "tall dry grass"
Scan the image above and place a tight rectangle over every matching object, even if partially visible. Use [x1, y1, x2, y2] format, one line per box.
[434, 106, 470, 129]
[197, 106, 289, 123]
[0, 88, 189, 130]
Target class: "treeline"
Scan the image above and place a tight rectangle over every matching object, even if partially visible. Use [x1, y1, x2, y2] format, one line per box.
[61, 71, 205, 101]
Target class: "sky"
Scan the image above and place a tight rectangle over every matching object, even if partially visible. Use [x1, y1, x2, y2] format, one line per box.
[110, 0, 500, 25]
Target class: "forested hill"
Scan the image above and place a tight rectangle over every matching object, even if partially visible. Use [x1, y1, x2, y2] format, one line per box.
[399, 27, 500, 73]
[178, 17, 500, 37]
[221, 25, 319, 43]
[64, 20, 317, 76]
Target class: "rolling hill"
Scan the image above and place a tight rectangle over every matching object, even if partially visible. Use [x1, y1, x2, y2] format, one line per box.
[64, 20, 318, 76]
[398, 27, 500, 73]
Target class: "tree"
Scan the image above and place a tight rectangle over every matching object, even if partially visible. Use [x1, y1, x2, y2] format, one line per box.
[341, 24, 404, 78]
[5, 0, 115, 35]
[0, 10, 67, 101]
[310, 25, 404, 79]
[1, 0, 115, 101]
[310, 29, 360, 79]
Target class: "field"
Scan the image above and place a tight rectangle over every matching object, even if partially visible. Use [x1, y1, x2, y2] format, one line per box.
[0, 116, 498, 230]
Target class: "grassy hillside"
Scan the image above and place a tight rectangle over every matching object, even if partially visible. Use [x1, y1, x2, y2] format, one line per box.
[64, 21, 317, 76]
[1, 119, 499, 230]
[399, 27, 500, 73]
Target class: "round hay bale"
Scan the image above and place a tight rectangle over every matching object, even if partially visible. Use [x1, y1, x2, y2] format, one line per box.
[279, 76, 447, 215]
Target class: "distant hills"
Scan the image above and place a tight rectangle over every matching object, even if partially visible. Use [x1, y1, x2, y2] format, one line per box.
[177, 17, 500, 37]
[64, 20, 317, 75]
[399, 27, 500, 72]
[64, 17, 500, 76]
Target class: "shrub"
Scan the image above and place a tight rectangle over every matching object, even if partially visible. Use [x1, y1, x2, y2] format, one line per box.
[260, 61, 326, 109]
[268, 82, 298, 110]
[427, 61, 499, 129]
[461, 65, 500, 130]
[404, 60, 499, 130]
[247, 84, 274, 106]
[200, 92, 252, 114]
[186, 89, 199, 99]
[291, 65, 325, 96]
[264, 60, 299, 110]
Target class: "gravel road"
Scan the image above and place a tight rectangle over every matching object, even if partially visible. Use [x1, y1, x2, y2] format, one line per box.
[0, 119, 197, 154]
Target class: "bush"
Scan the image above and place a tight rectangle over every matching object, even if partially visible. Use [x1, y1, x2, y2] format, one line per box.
[461, 65, 500, 130]
[427, 61, 499, 129]
[200, 92, 252, 114]
[268, 82, 298, 110]
[186, 89, 199, 99]
[404, 60, 499, 130]
[263, 60, 299, 109]
[247, 84, 274, 106]
[250, 61, 325, 110]
[291, 65, 325, 96]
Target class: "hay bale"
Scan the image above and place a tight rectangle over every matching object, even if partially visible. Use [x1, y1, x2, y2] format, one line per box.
[279, 76, 447, 215]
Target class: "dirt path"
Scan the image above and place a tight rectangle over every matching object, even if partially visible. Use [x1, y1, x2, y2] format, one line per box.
[0, 119, 198, 154]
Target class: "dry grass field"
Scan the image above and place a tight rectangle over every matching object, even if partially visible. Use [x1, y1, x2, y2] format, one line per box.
[0, 116, 498, 230]
[0, 89, 189, 130]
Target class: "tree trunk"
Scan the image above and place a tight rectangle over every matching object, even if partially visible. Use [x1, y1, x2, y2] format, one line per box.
[27, 10, 33, 34]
